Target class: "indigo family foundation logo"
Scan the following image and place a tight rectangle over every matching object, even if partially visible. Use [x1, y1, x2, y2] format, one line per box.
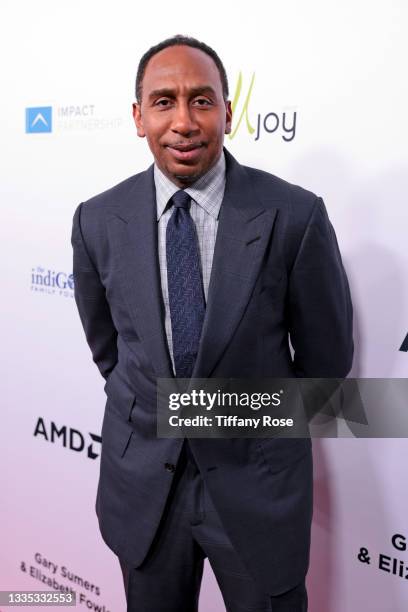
[228, 72, 296, 142]
[31, 266, 74, 298]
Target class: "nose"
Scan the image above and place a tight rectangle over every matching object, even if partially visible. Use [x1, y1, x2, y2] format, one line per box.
[171, 100, 199, 137]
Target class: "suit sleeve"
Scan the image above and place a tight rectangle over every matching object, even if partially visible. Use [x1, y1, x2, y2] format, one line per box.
[71, 202, 118, 380]
[288, 197, 353, 377]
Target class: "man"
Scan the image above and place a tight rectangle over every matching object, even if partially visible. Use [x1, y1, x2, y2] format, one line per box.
[71, 35, 353, 611]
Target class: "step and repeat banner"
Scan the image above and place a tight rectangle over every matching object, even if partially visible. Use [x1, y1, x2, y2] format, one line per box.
[2, 1, 407, 610]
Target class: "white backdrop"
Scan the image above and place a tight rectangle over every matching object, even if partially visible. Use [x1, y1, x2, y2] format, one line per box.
[2, 1, 407, 610]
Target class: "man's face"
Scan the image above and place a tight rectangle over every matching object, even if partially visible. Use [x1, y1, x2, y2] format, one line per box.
[133, 45, 232, 187]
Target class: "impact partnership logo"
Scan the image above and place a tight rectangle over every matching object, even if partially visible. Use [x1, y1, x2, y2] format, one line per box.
[31, 266, 74, 299]
[25, 104, 122, 133]
[228, 72, 296, 142]
[26, 107, 52, 133]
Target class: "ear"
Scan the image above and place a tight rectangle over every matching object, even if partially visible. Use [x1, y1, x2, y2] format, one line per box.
[132, 103, 145, 138]
[224, 100, 232, 135]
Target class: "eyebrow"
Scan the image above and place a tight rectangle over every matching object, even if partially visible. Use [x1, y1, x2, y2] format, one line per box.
[148, 86, 217, 100]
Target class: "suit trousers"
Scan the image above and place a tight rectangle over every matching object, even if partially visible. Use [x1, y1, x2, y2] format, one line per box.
[118, 440, 308, 612]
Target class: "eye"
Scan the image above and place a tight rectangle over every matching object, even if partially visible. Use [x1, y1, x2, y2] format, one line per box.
[193, 98, 212, 106]
[155, 98, 173, 108]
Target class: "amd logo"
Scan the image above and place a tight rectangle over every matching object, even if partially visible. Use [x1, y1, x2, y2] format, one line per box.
[34, 418, 101, 459]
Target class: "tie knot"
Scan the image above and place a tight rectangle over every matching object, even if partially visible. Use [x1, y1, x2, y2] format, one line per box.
[171, 190, 191, 210]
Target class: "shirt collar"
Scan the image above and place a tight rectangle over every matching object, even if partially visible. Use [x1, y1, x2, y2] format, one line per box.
[154, 150, 226, 221]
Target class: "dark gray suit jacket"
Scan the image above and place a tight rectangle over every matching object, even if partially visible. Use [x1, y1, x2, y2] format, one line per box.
[71, 147, 353, 596]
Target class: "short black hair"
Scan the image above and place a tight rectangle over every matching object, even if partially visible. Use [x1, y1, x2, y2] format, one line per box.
[135, 35, 229, 103]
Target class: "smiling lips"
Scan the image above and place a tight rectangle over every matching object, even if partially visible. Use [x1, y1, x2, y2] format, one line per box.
[166, 142, 204, 161]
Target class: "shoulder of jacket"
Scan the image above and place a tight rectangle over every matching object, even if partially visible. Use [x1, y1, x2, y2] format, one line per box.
[241, 164, 325, 270]
[243, 164, 319, 213]
[80, 171, 146, 210]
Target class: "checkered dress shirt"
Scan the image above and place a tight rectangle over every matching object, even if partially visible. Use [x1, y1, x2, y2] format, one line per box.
[153, 151, 226, 374]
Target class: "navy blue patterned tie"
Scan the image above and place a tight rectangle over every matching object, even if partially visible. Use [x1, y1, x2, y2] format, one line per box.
[166, 190, 205, 378]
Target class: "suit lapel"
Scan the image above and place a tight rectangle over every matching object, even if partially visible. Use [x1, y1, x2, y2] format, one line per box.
[191, 149, 278, 378]
[108, 149, 278, 381]
[108, 165, 173, 378]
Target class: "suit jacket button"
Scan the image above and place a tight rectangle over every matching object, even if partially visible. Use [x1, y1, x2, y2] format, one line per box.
[164, 462, 176, 473]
